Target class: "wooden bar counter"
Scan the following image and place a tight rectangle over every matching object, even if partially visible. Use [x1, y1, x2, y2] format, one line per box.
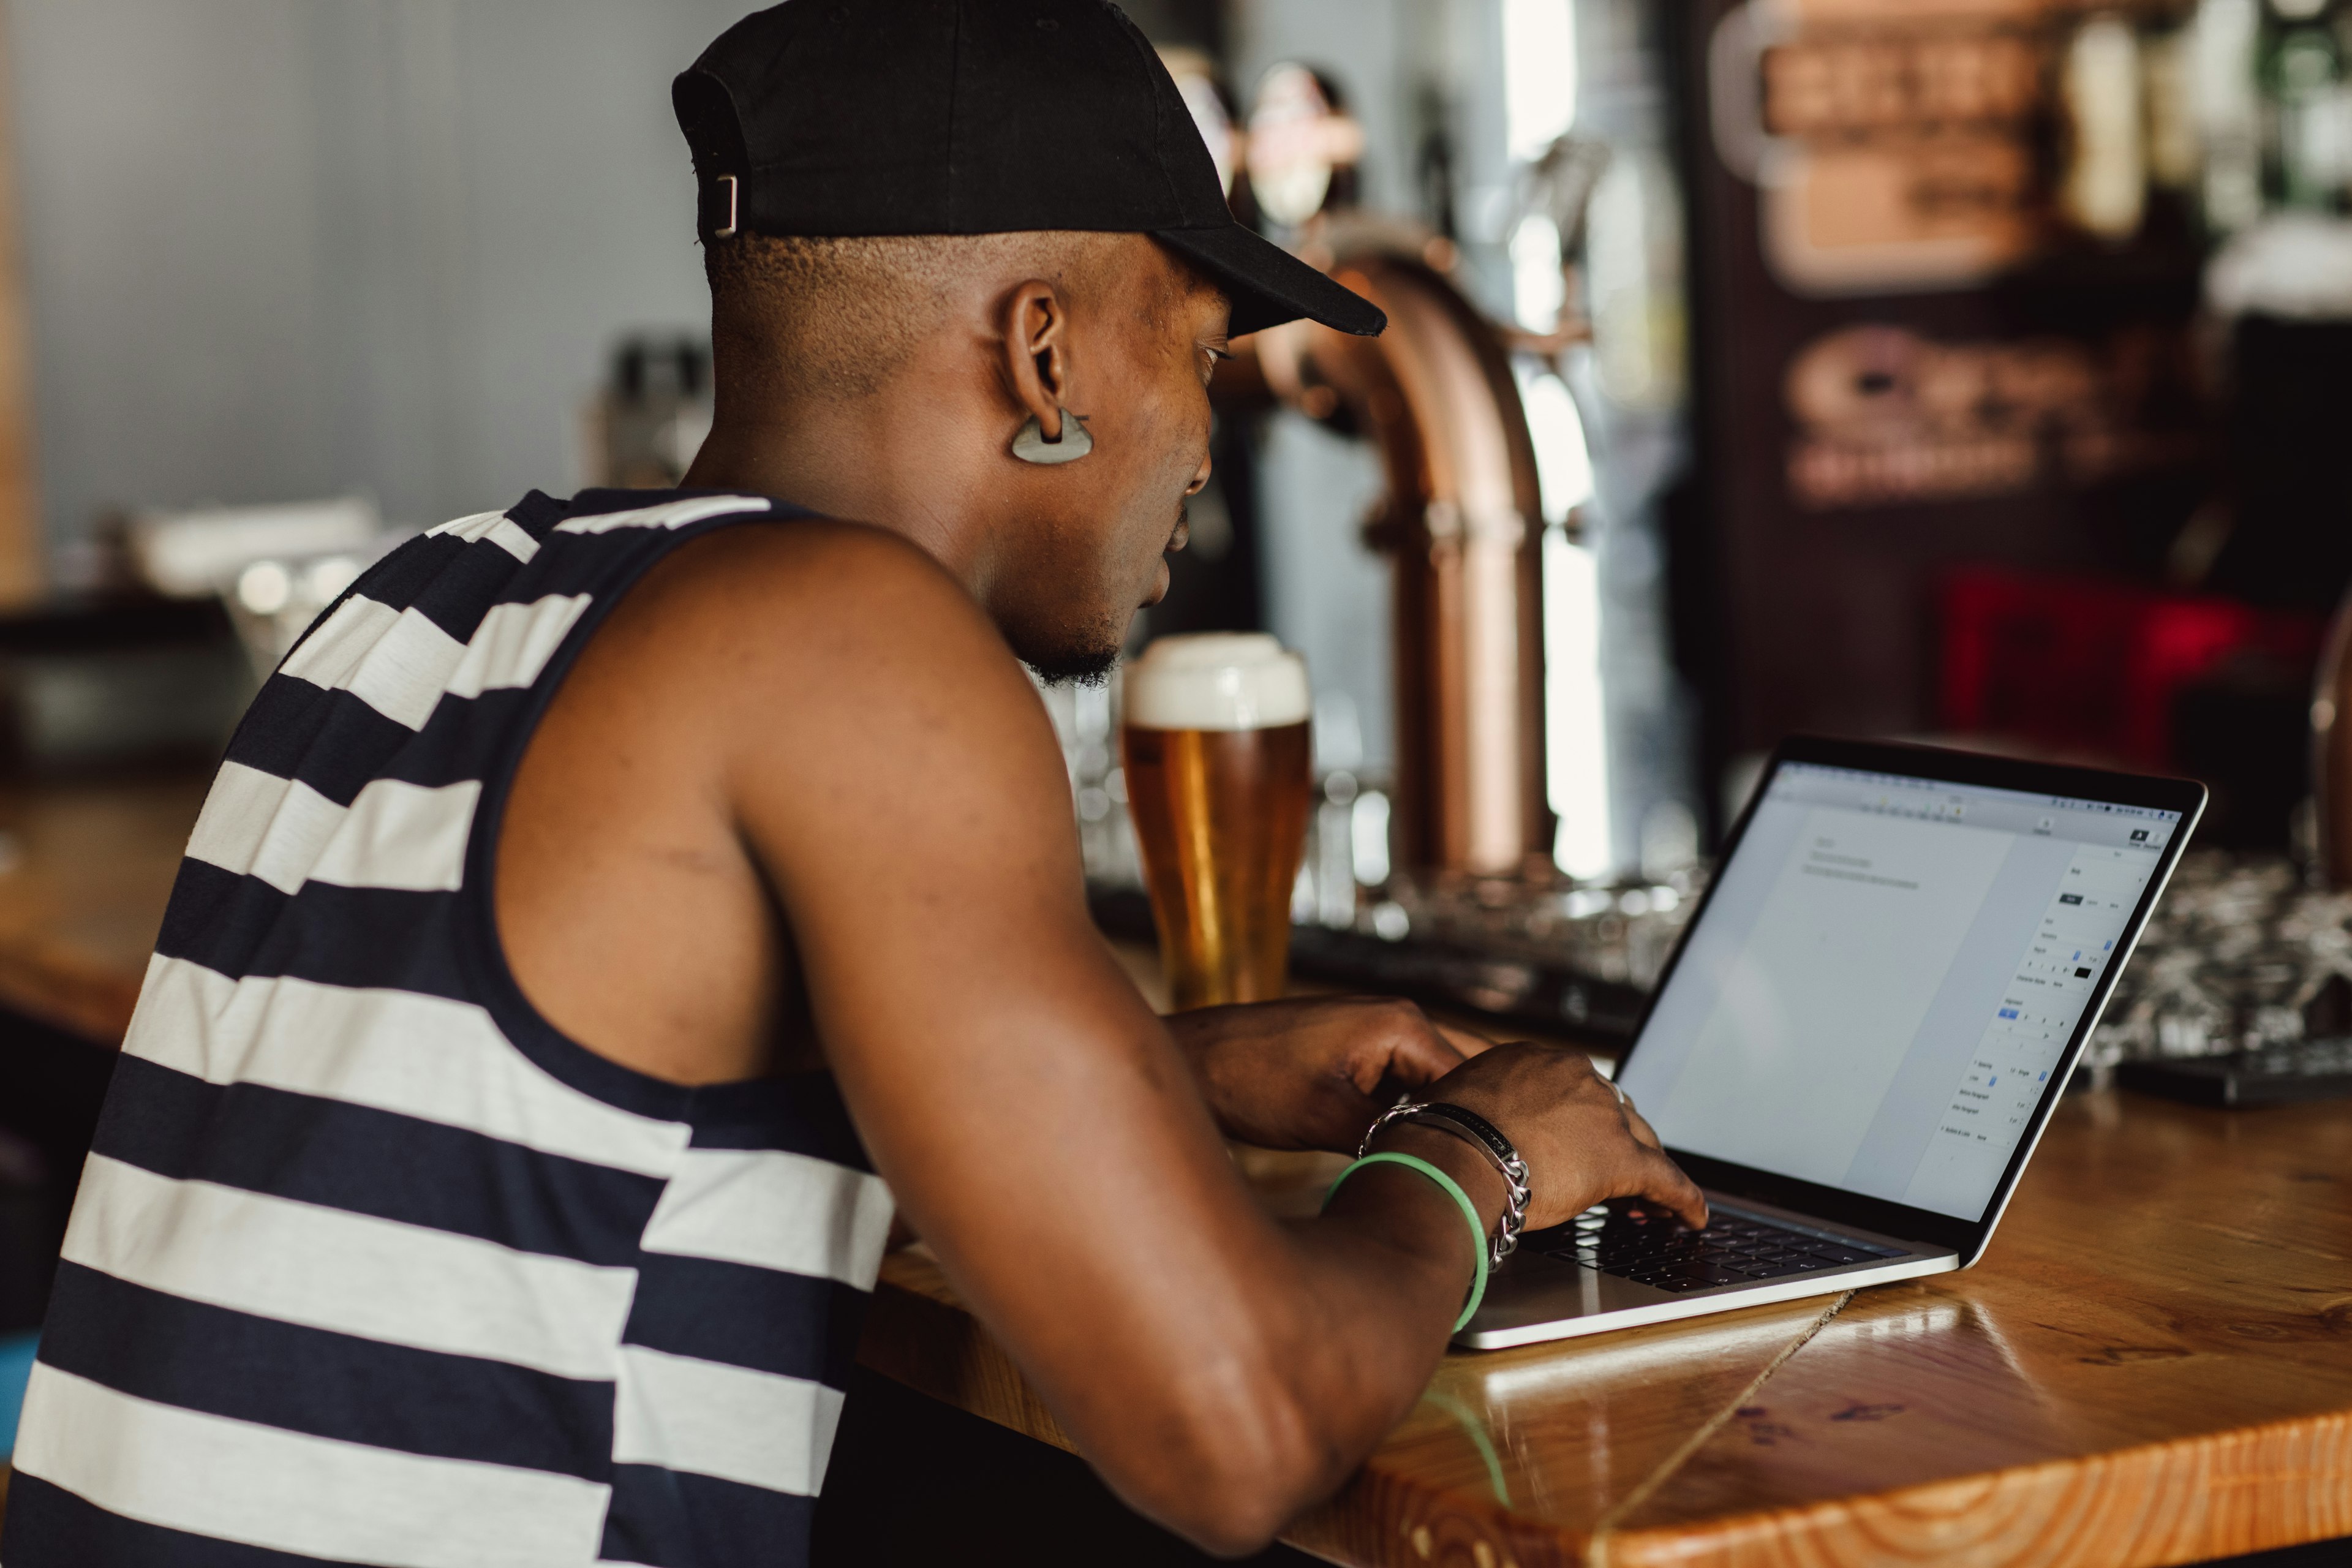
[3, 775, 2351, 1564]
[867, 1098, 2352, 1567]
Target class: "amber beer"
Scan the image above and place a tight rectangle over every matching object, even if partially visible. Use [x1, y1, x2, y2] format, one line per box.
[1121, 635, 1313, 1009]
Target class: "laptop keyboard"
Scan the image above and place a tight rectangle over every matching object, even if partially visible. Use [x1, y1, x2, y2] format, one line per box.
[1528, 1201, 1907, 1294]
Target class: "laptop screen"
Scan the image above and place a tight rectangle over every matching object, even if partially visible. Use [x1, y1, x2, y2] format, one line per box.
[1615, 760, 2180, 1223]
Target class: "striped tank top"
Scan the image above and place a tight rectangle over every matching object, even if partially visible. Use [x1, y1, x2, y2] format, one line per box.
[1, 490, 895, 1568]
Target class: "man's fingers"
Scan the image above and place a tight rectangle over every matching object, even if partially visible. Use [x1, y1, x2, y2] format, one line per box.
[1635, 1147, 1709, 1231]
[1381, 1019, 1469, 1087]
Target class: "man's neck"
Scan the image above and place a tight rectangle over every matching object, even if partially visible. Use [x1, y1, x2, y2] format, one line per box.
[682, 393, 997, 594]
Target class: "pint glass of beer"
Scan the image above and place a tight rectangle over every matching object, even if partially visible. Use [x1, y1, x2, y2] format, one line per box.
[1120, 634, 1313, 1009]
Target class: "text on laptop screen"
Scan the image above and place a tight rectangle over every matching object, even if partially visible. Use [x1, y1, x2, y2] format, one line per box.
[1616, 762, 2176, 1222]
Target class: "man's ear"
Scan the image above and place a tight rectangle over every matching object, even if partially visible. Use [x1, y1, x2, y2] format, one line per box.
[1001, 280, 1074, 441]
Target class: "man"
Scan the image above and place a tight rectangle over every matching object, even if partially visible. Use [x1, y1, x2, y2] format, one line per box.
[1, 4, 1702, 1564]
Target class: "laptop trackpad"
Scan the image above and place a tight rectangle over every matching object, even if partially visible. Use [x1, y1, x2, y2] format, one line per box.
[1477, 1252, 1670, 1333]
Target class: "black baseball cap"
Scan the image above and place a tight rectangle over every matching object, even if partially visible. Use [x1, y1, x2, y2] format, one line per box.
[672, 0, 1385, 338]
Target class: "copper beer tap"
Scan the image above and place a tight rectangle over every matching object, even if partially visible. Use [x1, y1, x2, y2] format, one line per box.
[1216, 225, 1553, 876]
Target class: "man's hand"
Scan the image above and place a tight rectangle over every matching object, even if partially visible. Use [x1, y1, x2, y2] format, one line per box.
[1164, 997, 1489, 1153]
[1389, 1044, 1708, 1231]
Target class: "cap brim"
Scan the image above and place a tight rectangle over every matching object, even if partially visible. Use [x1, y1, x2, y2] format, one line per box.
[1153, 224, 1387, 339]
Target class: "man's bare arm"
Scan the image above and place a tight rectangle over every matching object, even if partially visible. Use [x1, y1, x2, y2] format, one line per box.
[631, 525, 1702, 1551]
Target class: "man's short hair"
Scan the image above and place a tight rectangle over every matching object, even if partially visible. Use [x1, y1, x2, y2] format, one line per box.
[704, 231, 1156, 404]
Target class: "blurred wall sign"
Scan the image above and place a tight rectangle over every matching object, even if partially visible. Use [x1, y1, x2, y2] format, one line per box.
[1677, 0, 2217, 760]
[1783, 324, 2185, 508]
[1712, 0, 2192, 297]
[1714, 0, 2046, 295]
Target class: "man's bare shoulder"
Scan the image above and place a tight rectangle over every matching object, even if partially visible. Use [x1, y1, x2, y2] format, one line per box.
[500, 514, 1071, 1085]
[571, 516, 1059, 789]
[641, 516, 991, 643]
[604, 516, 1026, 695]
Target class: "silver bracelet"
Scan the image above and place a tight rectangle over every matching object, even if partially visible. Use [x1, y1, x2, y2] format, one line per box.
[1360, 1101, 1531, 1267]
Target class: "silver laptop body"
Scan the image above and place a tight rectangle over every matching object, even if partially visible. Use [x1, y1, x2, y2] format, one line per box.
[1461, 736, 2204, 1351]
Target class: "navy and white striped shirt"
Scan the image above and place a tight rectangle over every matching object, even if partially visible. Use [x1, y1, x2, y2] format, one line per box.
[2, 490, 894, 1568]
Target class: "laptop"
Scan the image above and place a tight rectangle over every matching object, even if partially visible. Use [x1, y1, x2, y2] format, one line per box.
[1461, 736, 2204, 1349]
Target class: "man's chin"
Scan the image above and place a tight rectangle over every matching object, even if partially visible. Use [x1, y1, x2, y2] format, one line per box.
[1020, 642, 1124, 688]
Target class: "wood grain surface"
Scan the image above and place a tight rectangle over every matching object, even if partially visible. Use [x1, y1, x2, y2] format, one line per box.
[867, 1093, 2352, 1568]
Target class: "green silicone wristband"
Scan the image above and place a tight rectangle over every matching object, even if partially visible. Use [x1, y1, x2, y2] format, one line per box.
[1323, 1150, 1490, 1333]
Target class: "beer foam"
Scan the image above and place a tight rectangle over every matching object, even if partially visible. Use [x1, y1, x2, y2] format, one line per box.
[1121, 633, 1311, 731]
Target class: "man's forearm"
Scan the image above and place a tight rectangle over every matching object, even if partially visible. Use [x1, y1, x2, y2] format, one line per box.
[1163, 1006, 1264, 1141]
[1075, 1120, 1509, 1555]
[1249, 1126, 1511, 1522]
